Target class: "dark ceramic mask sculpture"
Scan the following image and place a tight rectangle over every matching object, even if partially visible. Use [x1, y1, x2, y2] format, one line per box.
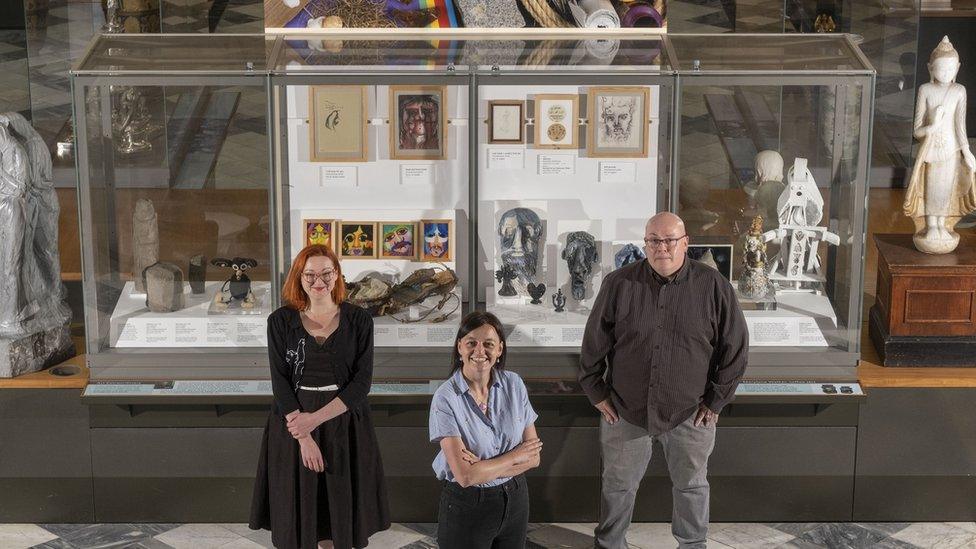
[562, 231, 598, 300]
[498, 207, 543, 283]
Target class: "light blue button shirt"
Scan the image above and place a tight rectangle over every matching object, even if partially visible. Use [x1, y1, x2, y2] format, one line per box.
[429, 368, 539, 487]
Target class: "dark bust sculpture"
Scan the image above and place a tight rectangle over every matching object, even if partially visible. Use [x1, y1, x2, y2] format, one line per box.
[562, 231, 598, 300]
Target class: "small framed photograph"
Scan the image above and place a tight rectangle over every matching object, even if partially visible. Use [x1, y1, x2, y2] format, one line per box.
[309, 85, 368, 162]
[337, 221, 377, 259]
[379, 221, 418, 259]
[587, 86, 650, 158]
[534, 94, 579, 150]
[488, 100, 525, 144]
[302, 218, 336, 249]
[420, 219, 453, 262]
[390, 85, 447, 160]
[688, 244, 733, 281]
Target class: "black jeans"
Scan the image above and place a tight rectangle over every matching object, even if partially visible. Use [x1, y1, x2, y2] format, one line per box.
[436, 475, 529, 549]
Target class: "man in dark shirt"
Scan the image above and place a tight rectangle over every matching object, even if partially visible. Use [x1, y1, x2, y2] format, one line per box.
[580, 212, 748, 549]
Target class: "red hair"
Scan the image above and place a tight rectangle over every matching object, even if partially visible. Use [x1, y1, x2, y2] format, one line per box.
[282, 244, 346, 310]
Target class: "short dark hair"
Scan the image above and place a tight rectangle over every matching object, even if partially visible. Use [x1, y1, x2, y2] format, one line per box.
[451, 311, 508, 374]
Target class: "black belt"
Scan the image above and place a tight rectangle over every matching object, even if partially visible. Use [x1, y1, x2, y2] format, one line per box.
[441, 474, 525, 497]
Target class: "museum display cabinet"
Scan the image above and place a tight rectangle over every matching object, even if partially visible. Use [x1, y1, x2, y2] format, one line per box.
[70, 31, 874, 389]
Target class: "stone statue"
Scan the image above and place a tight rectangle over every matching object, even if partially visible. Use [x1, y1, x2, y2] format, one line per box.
[562, 231, 598, 301]
[748, 150, 786, 231]
[498, 207, 543, 289]
[0, 113, 74, 376]
[738, 216, 774, 300]
[132, 198, 159, 293]
[903, 36, 976, 254]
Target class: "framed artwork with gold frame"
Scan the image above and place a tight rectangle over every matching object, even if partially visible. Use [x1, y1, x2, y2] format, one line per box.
[337, 221, 377, 259]
[488, 100, 525, 144]
[534, 93, 578, 150]
[586, 86, 650, 158]
[302, 218, 336, 249]
[309, 85, 368, 162]
[420, 219, 453, 262]
[378, 221, 419, 260]
[389, 85, 447, 160]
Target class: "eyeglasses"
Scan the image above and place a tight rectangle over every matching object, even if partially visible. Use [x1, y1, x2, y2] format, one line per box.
[302, 271, 336, 284]
[644, 235, 688, 249]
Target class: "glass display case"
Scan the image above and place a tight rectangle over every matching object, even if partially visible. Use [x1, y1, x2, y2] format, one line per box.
[71, 31, 873, 384]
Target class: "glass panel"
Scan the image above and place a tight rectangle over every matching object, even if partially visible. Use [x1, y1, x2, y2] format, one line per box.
[669, 34, 870, 72]
[276, 38, 469, 71]
[277, 78, 468, 347]
[677, 80, 865, 356]
[79, 80, 271, 373]
[478, 77, 672, 349]
[76, 34, 272, 73]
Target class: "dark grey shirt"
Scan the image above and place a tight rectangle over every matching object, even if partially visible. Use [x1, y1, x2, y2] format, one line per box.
[579, 257, 749, 434]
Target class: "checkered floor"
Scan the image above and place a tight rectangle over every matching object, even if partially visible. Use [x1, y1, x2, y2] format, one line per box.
[2, 521, 976, 548]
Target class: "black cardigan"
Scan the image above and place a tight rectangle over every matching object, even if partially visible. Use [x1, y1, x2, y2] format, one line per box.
[266, 302, 375, 416]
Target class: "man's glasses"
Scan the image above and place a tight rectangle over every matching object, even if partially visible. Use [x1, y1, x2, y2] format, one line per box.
[644, 235, 688, 249]
[302, 271, 336, 284]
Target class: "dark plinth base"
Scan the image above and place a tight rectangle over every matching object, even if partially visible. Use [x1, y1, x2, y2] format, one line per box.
[870, 305, 976, 367]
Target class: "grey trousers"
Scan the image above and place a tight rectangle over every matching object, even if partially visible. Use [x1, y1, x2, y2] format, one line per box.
[595, 412, 716, 549]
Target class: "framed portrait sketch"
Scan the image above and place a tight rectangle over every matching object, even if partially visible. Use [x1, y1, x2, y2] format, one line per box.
[534, 94, 579, 150]
[379, 222, 418, 260]
[587, 86, 650, 158]
[309, 85, 368, 162]
[337, 221, 377, 259]
[302, 219, 336, 249]
[688, 244, 733, 281]
[389, 85, 446, 160]
[420, 219, 452, 262]
[488, 100, 524, 144]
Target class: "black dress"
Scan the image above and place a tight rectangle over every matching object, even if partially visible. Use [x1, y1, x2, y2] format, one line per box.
[249, 303, 390, 549]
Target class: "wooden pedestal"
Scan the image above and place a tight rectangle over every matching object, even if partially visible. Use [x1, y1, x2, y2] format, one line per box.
[870, 233, 976, 367]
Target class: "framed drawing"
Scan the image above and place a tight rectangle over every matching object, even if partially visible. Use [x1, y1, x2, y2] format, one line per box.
[587, 86, 650, 158]
[420, 219, 452, 262]
[389, 85, 446, 160]
[302, 218, 336, 249]
[534, 94, 578, 150]
[309, 85, 368, 162]
[688, 244, 733, 281]
[488, 100, 524, 144]
[337, 221, 377, 259]
[379, 221, 418, 259]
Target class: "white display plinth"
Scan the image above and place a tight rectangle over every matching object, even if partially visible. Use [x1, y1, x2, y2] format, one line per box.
[489, 293, 592, 347]
[372, 289, 463, 347]
[110, 281, 272, 348]
[742, 291, 837, 347]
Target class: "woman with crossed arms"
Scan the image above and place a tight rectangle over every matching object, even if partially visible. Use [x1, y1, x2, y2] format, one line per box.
[429, 311, 543, 549]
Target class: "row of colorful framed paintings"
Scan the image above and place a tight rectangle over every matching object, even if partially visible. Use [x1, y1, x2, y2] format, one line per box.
[308, 86, 651, 162]
[304, 219, 453, 262]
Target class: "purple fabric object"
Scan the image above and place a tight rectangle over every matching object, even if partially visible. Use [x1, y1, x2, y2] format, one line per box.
[620, 2, 663, 28]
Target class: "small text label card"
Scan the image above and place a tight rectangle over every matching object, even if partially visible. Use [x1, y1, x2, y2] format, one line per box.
[538, 154, 575, 176]
[400, 164, 435, 185]
[599, 161, 636, 183]
[488, 148, 525, 170]
[320, 166, 357, 187]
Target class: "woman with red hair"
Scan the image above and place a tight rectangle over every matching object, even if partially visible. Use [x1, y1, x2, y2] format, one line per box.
[249, 244, 390, 549]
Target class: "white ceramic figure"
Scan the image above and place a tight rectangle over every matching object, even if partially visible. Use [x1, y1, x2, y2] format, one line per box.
[750, 150, 786, 231]
[903, 36, 976, 254]
[763, 158, 839, 290]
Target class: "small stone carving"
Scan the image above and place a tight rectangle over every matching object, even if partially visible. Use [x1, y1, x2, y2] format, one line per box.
[495, 264, 518, 297]
[903, 36, 976, 254]
[132, 198, 159, 293]
[527, 283, 546, 304]
[552, 289, 567, 312]
[562, 231, 598, 301]
[188, 254, 206, 294]
[738, 216, 774, 300]
[144, 262, 185, 313]
[614, 243, 645, 269]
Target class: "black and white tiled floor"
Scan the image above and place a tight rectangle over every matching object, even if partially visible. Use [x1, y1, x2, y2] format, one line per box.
[3, 522, 976, 548]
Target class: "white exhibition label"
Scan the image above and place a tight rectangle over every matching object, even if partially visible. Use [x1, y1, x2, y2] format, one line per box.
[487, 148, 525, 170]
[747, 317, 829, 347]
[320, 166, 357, 187]
[537, 154, 576, 176]
[113, 316, 267, 348]
[400, 164, 435, 185]
[599, 161, 637, 183]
